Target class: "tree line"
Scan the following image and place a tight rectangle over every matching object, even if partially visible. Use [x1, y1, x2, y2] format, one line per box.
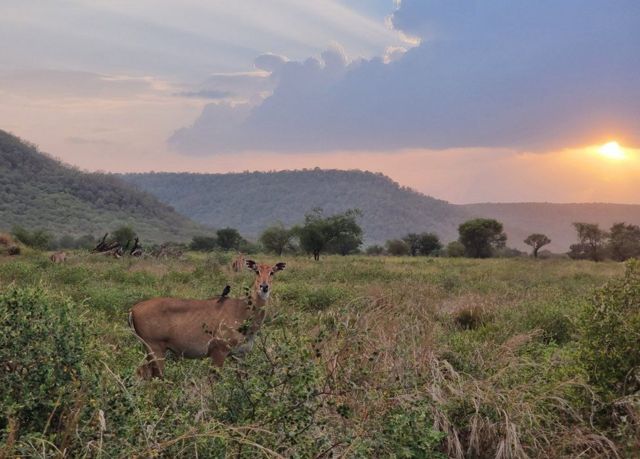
[9, 210, 640, 263]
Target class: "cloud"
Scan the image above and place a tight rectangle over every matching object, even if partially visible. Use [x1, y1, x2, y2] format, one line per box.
[0, 69, 155, 99]
[171, 0, 640, 154]
[175, 89, 232, 100]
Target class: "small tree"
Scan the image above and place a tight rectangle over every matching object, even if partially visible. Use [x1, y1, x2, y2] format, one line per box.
[446, 241, 465, 257]
[260, 223, 293, 256]
[386, 239, 410, 256]
[11, 226, 53, 250]
[190, 235, 217, 252]
[325, 210, 363, 256]
[295, 208, 363, 260]
[568, 223, 607, 261]
[402, 233, 420, 256]
[608, 222, 640, 262]
[524, 233, 551, 258]
[458, 219, 507, 258]
[112, 225, 136, 247]
[216, 227, 243, 251]
[416, 232, 442, 256]
[402, 232, 441, 256]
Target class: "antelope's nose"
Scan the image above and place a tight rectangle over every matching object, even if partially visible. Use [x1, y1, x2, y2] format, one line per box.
[260, 283, 269, 293]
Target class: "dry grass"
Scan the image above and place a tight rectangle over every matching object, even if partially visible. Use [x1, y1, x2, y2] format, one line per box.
[0, 253, 634, 457]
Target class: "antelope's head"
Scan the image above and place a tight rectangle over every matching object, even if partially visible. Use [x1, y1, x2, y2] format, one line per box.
[246, 260, 286, 301]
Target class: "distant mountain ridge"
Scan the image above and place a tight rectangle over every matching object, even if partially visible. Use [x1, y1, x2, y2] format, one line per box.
[122, 170, 467, 244]
[123, 170, 640, 251]
[0, 130, 202, 242]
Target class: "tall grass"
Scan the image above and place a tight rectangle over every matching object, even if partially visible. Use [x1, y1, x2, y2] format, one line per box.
[0, 253, 637, 457]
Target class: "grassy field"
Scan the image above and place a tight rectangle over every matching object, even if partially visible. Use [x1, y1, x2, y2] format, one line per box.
[1, 252, 638, 457]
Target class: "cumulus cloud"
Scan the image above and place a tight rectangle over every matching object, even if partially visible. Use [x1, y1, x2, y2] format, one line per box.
[171, 0, 640, 154]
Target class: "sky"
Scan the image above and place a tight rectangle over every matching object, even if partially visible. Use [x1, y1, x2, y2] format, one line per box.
[1, 0, 639, 204]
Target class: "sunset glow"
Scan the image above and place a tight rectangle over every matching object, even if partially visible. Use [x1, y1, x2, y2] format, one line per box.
[598, 141, 626, 160]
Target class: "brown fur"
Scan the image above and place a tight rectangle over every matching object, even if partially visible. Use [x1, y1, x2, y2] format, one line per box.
[129, 259, 285, 379]
[50, 251, 67, 263]
[231, 254, 245, 272]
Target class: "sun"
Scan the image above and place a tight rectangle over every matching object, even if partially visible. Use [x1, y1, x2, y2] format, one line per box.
[598, 141, 626, 160]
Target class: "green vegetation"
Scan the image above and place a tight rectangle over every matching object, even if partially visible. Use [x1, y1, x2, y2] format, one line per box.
[124, 172, 640, 251]
[122, 170, 464, 245]
[458, 218, 507, 258]
[0, 130, 203, 242]
[1, 251, 638, 457]
[259, 223, 293, 256]
[294, 209, 363, 259]
[524, 233, 551, 258]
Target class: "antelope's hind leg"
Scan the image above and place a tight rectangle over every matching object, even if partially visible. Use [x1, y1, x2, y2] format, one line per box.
[138, 343, 167, 379]
[208, 339, 231, 368]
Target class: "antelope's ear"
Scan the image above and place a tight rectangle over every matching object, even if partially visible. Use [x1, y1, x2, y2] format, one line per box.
[245, 259, 258, 272]
[273, 262, 286, 272]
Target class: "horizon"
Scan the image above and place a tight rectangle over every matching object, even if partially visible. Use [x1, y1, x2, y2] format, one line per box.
[1, 0, 639, 204]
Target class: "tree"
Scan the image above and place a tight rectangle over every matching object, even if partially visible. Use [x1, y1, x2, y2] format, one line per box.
[458, 219, 507, 258]
[524, 233, 551, 258]
[260, 223, 293, 256]
[416, 232, 442, 256]
[190, 235, 217, 252]
[325, 210, 363, 256]
[295, 208, 363, 260]
[216, 227, 243, 251]
[608, 222, 640, 261]
[568, 223, 607, 261]
[112, 226, 136, 247]
[402, 232, 441, 256]
[446, 241, 465, 257]
[402, 233, 420, 256]
[385, 239, 410, 256]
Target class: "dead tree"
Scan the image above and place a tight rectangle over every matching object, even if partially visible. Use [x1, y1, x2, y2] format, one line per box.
[130, 237, 143, 257]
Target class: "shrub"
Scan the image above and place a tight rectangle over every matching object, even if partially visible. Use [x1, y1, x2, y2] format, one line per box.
[365, 244, 386, 256]
[190, 235, 218, 251]
[11, 226, 53, 250]
[445, 241, 465, 257]
[385, 239, 410, 256]
[0, 287, 92, 437]
[579, 260, 640, 397]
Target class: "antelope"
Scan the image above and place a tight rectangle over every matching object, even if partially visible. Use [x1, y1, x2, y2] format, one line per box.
[129, 259, 286, 379]
[50, 251, 67, 263]
[231, 253, 245, 272]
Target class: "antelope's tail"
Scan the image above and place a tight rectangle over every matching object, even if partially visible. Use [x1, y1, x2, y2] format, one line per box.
[128, 311, 140, 338]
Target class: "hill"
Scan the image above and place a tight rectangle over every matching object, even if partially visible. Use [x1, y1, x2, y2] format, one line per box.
[0, 130, 202, 242]
[461, 202, 640, 252]
[122, 169, 467, 244]
[123, 169, 640, 251]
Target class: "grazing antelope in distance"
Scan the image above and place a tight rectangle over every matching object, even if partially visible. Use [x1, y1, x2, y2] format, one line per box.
[129, 259, 286, 379]
[50, 251, 67, 263]
[231, 253, 245, 272]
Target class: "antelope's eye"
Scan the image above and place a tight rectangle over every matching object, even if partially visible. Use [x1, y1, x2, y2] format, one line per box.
[269, 271, 274, 276]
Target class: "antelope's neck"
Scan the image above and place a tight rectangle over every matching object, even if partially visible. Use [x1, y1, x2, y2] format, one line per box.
[251, 292, 268, 309]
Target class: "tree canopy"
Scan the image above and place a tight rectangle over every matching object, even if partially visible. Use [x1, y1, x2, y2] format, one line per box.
[458, 218, 507, 258]
[524, 233, 551, 258]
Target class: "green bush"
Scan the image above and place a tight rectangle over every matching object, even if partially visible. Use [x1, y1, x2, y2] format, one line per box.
[579, 260, 640, 397]
[0, 287, 92, 436]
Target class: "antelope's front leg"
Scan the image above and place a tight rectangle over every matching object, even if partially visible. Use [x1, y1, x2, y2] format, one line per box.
[207, 339, 231, 368]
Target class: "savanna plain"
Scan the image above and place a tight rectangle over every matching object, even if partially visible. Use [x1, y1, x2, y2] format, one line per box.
[1, 252, 639, 458]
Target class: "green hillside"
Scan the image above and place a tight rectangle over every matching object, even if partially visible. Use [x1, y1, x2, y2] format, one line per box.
[122, 169, 466, 244]
[123, 170, 640, 251]
[0, 130, 202, 242]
